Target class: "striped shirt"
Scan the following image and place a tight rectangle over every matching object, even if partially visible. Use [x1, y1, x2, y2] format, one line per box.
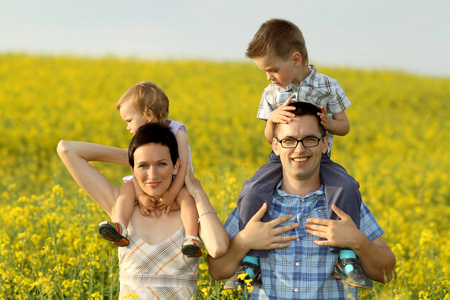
[256, 65, 351, 156]
[118, 223, 201, 300]
[223, 183, 384, 300]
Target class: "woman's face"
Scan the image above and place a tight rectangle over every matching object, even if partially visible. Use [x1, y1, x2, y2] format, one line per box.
[132, 143, 179, 198]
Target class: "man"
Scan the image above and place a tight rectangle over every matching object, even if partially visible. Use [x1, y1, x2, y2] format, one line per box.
[208, 102, 396, 299]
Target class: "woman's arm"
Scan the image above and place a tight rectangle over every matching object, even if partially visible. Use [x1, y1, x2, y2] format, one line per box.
[57, 140, 120, 217]
[184, 164, 229, 258]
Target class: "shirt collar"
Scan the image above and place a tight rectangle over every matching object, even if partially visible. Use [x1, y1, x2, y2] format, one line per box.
[283, 64, 319, 93]
[275, 180, 325, 200]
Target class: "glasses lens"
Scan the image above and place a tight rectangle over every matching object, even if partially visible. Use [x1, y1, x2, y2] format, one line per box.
[281, 138, 297, 148]
[303, 137, 319, 147]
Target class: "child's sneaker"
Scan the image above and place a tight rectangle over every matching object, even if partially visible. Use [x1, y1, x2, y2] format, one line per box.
[223, 261, 262, 290]
[98, 221, 129, 247]
[181, 236, 202, 257]
[332, 257, 373, 290]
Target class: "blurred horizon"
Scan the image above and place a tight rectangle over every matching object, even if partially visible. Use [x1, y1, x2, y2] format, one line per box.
[1, 0, 449, 77]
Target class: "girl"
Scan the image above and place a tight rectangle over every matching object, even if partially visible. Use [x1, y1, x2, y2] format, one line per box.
[98, 81, 201, 256]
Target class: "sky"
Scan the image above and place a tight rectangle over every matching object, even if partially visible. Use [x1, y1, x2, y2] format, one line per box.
[1, 0, 449, 77]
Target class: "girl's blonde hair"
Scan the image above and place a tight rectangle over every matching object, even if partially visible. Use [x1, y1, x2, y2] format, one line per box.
[116, 81, 169, 124]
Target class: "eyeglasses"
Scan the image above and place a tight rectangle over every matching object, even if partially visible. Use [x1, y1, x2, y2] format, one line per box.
[276, 136, 324, 149]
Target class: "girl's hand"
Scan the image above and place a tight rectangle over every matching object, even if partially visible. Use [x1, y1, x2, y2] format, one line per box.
[137, 194, 157, 217]
[157, 191, 175, 215]
[267, 98, 296, 125]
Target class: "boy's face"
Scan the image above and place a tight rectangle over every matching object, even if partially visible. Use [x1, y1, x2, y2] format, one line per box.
[253, 54, 300, 87]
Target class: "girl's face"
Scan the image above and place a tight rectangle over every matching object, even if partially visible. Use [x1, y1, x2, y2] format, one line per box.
[119, 101, 147, 135]
[132, 143, 179, 198]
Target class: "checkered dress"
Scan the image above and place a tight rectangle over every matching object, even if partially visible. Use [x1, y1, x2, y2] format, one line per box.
[118, 223, 201, 300]
[256, 65, 351, 156]
[224, 183, 384, 300]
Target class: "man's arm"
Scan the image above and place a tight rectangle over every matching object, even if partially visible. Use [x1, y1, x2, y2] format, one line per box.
[305, 205, 396, 283]
[207, 203, 299, 280]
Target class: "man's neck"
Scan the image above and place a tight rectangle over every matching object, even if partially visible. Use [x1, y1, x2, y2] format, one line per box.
[280, 175, 321, 198]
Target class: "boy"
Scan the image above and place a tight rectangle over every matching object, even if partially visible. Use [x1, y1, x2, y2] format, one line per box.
[225, 18, 372, 290]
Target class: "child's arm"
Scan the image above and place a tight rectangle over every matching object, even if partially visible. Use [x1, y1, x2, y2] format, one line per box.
[132, 177, 158, 217]
[317, 105, 350, 136]
[113, 181, 137, 226]
[264, 98, 296, 143]
[158, 129, 190, 214]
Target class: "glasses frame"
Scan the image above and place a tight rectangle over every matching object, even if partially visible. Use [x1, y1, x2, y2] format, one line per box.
[276, 136, 325, 149]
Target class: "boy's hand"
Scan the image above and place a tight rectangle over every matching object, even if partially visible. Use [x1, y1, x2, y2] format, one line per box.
[157, 191, 175, 215]
[317, 105, 335, 132]
[267, 98, 296, 125]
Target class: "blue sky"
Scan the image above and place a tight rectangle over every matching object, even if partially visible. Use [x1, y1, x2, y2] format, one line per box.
[1, 0, 449, 77]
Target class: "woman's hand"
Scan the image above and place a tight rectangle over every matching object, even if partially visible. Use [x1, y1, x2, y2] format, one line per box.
[184, 161, 205, 199]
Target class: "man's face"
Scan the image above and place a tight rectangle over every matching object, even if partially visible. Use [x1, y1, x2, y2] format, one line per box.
[272, 115, 328, 184]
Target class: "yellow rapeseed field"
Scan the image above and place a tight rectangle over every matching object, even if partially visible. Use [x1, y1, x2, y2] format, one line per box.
[0, 54, 449, 299]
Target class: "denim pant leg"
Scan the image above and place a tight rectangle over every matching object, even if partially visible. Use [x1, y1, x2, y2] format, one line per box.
[237, 153, 282, 258]
[320, 155, 362, 253]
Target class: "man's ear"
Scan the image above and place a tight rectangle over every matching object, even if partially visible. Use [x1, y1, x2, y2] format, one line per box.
[291, 52, 303, 67]
[272, 138, 281, 156]
[322, 136, 329, 154]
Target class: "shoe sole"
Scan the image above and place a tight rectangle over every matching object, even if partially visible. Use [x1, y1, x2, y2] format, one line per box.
[181, 245, 202, 257]
[99, 224, 129, 247]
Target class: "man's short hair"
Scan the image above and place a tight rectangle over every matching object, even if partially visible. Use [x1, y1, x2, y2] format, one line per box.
[274, 102, 325, 137]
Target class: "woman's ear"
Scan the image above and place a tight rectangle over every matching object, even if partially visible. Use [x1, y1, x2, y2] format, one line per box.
[173, 159, 180, 175]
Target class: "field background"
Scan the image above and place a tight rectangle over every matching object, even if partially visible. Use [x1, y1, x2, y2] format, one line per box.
[0, 54, 449, 299]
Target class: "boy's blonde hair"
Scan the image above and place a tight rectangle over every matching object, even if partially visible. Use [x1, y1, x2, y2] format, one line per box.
[246, 18, 309, 65]
[116, 81, 169, 124]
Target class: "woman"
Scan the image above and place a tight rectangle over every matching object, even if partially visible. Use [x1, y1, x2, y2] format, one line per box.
[57, 122, 229, 299]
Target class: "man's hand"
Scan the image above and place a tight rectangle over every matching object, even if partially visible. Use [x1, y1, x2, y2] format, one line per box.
[304, 204, 364, 249]
[267, 98, 296, 125]
[239, 203, 299, 252]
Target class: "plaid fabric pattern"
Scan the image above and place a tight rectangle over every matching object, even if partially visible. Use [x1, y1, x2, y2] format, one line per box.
[224, 182, 384, 300]
[118, 223, 201, 300]
[256, 65, 351, 156]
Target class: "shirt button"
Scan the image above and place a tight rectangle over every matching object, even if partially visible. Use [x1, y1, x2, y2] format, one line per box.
[294, 288, 299, 292]
[296, 262, 300, 266]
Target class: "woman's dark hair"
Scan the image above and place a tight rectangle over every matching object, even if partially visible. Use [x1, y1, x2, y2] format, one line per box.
[128, 123, 178, 167]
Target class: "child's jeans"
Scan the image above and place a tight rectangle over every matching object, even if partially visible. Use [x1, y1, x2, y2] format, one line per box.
[236, 153, 362, 258]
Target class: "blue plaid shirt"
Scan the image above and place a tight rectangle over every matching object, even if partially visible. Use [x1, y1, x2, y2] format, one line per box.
[256, 65, 351, 156]
[223, 183, 384, 300]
